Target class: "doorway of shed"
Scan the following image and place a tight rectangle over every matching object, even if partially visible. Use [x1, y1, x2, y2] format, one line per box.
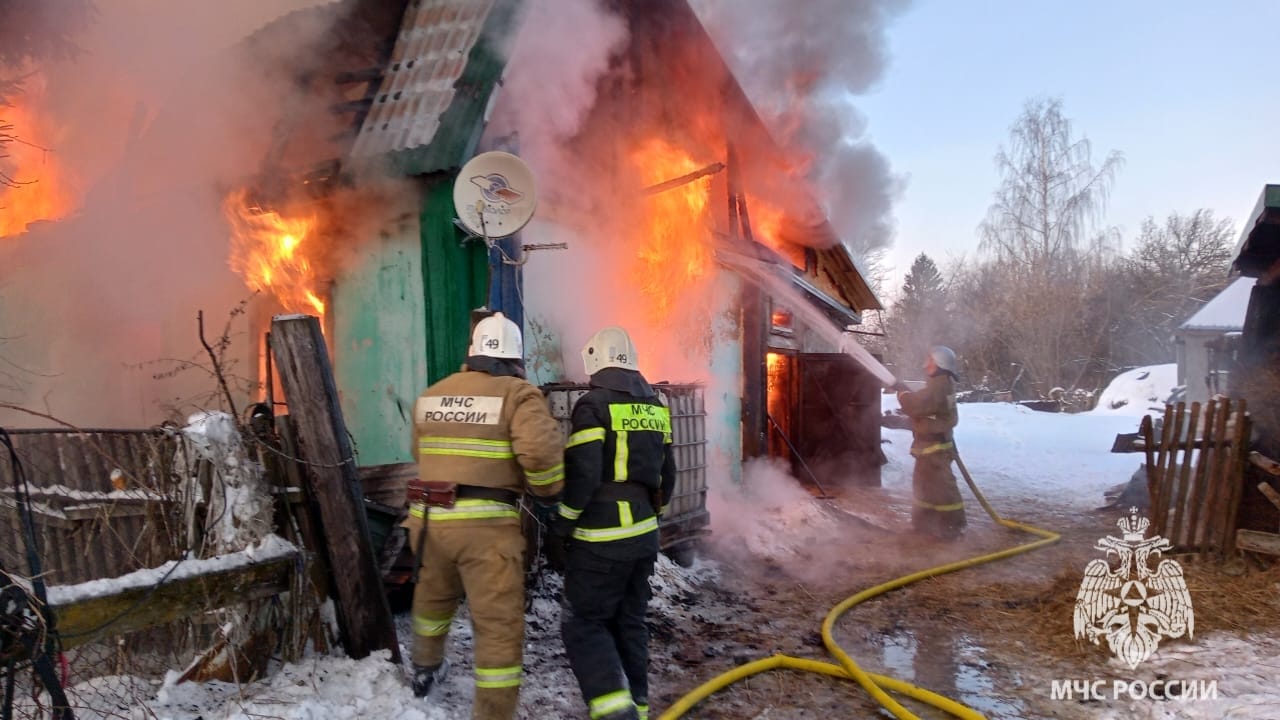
[764, 349, 884, 493]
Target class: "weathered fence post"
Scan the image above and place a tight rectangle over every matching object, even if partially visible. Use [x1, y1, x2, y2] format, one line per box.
[269, 314, 401, 663]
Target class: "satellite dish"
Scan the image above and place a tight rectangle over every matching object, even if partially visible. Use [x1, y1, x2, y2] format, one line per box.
[452, 151, 538, 239]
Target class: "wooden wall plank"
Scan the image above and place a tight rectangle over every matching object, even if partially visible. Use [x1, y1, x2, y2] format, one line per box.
[1183, 401, 1215, 550]
[52, 553, 298, 650]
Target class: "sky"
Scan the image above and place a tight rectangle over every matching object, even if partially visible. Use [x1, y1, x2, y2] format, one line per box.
[21, 362, 1280, 719]
[858, 0, 1280, 295]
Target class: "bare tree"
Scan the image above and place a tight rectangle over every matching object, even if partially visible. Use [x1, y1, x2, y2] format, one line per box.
[980, 98, 1123, 269]
[1115, 209, 1236, 363]
[972, 98, 1123, 392]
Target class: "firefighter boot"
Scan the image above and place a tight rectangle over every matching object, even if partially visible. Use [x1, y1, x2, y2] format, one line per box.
[472, 685, 520, 720]
[411, 658, 451, 698]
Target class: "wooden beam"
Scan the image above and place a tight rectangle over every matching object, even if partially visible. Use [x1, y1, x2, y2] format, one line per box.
[1237, 529, 1280, 556]
[1251, 451, 1280, 477]
[1258, 482, 1280, 513]
[52, 554, 298, 650]
[269, 314, 401, 663]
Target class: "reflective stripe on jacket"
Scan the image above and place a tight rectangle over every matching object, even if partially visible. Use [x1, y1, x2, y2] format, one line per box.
[560, 383, 676, 546]
[403, 368, 564, 530]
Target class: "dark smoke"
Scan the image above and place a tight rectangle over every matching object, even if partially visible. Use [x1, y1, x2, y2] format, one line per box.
[690, 0, 909, 257]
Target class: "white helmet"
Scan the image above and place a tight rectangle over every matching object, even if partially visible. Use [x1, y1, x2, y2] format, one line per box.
[582, 326, 639, 376]
[469, 312, 523, 360]
[927, 345, 957, 375]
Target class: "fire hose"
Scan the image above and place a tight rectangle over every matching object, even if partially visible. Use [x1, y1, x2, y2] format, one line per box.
[657, 446, 1061, 720]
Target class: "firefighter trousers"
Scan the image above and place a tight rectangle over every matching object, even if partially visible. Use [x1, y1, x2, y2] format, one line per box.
[411, 520, 526, 720]
[911, 451, 966, 538]
[561, 543, 656, 720]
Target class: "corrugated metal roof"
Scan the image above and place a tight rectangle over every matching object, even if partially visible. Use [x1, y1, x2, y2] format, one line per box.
[1180, 276, 1256, 332]
[348, 0, 496, 162]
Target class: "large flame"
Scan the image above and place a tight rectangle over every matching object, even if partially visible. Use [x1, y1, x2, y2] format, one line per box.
[224, 188, 326, 316]
[631, 137, 714, 321]
[0, 82, 76, 237]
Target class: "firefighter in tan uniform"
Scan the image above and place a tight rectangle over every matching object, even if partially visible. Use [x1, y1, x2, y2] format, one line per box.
[897, 346, 965, 540]
[401, 312, 564, 719]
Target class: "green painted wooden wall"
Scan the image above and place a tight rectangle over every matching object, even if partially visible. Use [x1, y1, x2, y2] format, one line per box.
[421, 176, 489, 386]
[333, 175, 488, 466]
[333, 206, 429, 466]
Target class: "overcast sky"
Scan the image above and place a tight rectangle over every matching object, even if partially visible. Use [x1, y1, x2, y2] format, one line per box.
[857, 0, 1280, 294]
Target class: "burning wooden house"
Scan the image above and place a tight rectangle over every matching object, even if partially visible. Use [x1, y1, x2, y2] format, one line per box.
[221, 0, 888, 551]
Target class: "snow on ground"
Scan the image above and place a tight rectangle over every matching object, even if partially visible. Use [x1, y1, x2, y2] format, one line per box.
[76, 554, 718, 720]
[881, 391, 1149, 515]
[39, 364, 1279, 719]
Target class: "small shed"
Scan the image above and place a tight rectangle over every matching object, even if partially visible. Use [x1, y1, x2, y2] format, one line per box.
[1176, 276, 1255, 405]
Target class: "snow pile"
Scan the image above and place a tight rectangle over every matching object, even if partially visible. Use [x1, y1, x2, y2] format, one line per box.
[1091, 364, 1178, 416]
[650, 553, 719, 616]
[46, 535, 296, 606]
[151, 650, 448, 720]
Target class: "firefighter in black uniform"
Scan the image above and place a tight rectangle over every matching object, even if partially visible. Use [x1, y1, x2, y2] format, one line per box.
[553, 326, 676, 720]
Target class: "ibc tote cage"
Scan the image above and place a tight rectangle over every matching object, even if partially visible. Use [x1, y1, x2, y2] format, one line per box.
[542, 383, 710, 551]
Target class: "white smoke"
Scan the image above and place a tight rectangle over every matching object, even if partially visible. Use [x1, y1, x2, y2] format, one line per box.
[487, 0, 629, 212]
[690, 0, 909, 256]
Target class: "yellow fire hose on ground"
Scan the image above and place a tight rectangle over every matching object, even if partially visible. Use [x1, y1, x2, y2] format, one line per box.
[658, 449, 1062, 720]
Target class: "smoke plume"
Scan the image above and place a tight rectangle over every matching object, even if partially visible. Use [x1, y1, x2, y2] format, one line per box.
[690, 0, 909, 257]
[487, 0, 629, 216]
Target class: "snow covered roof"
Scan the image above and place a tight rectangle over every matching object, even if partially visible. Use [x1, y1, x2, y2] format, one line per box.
[1179, 276, 1256, 332]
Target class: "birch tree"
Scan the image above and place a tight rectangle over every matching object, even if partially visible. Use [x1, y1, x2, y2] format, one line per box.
[975, 98, 1122, 392]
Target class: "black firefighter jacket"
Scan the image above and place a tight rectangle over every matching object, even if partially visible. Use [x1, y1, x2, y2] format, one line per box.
[557, 368, 677, 559]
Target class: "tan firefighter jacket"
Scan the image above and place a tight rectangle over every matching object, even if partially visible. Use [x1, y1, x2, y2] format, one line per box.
[898, 372, 958, 457]
[402, 367, 564, 535]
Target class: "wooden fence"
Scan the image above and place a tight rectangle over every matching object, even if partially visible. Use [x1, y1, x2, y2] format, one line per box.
[1141, 397, 1252, 557]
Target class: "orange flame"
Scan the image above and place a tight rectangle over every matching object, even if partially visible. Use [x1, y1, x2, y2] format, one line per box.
[631, 138, 714, 320]
[745, 195, 806, 268]
[0, 82, 76, 237]
[223, 188, 326, 316]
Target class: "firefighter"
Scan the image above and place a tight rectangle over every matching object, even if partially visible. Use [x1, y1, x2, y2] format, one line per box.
[402, 311, 564, 719]
[897, 345, 965, 540]
[553, 326, 676, 720]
